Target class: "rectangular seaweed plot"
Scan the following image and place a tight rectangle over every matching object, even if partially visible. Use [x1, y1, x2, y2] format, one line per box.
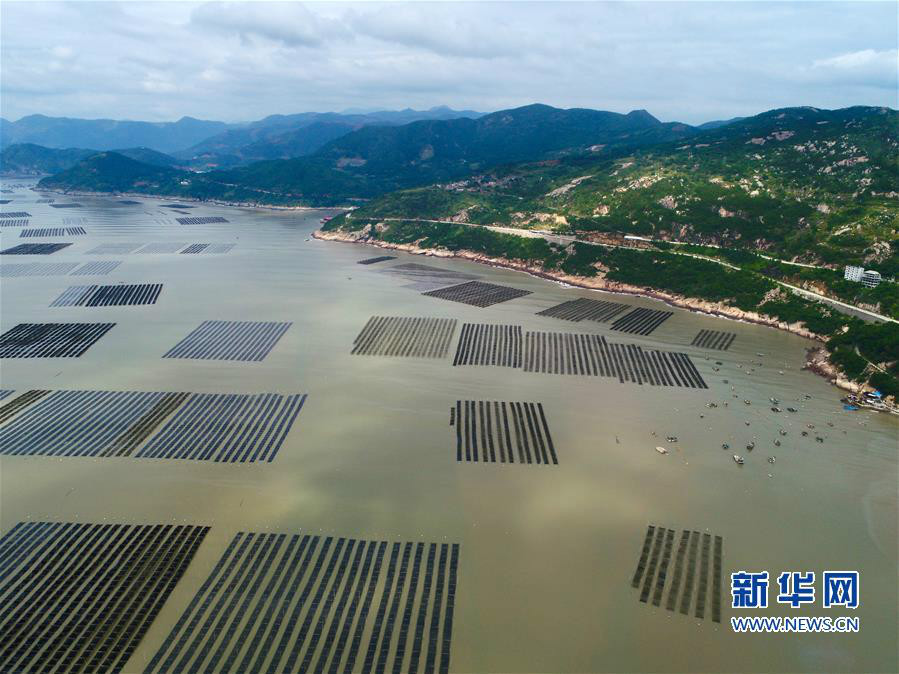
[0, 521, 208, 674]
[138, 392, 307, 462]
[49, 202, 82, 208]
[51, 283, 163, 307]
[691, 329, 736, 351]
[202, 243, 235, 254]
[180, 243, 209, 254]
[452, 323, 522, 367]
[0, 211, 31, 218]
[522, 332, 708, 388]
[175, 216, 229, 225]
[423, 280, 532, 308]
[163, 320, 292, 362]
[0, 390, 188, 457]
[86, 242, 144, 254]
[136, 242, 187, 254]
[630, 525, 723, 624]
[536, 297, 629, 323]
[0, 219, 30, 227]
[381, 262, 480, 291]
[610, 308, 673, 335]
[0, 243, 72, 255]
[0, 322, 115, 358]
[351, 316, 457, 358]
[451, 400, 557, 465]
[357, 255, 396, 265]
[20, 227, 86, 237]
[146, 533, 459, 674]
[0, 262, 79, 278]
[70, 260, 122, 275]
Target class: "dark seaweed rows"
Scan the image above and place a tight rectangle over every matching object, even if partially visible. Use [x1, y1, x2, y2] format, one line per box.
[0, 211, 31, 218]
[691, 329, 737, 351]
[138, 392, 307, 462]
[451, 400, 557, 465]
[180, 243, 235, 254]
[1, 262, 80, 278]
[0, 389, 51, 425]
[0, 390, 13, 401]
[70, 261, 122, 276]
[20, 227, 86, 237]
[49, 203, 82, 208]
[423, 280, 532, 308]
[631, 525, 723, 623]
[0, 219, 30, 227]
[146, 533, 460, 674]
[86, 243, 144, 254]
[0, 521, 208, 674]
[0, 389, 304, 461]
[609, 308, 674, 335]
[523, 331, 708, 388]
[51, 283, 163, 307]
[352, 316, 458, 358]
[381, 263, 478, 283]
[0, 390, 177, 457]
[536, 297, 629, 323]
[175, 217, 229, 225]
[0, 243, 72, 255]
[357, 256, 396, 265]
[451, 324, 522, 367]
[163, 320, 292, 362]
[0, 322, 115, 358]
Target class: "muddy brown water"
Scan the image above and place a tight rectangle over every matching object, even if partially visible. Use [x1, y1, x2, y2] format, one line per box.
[0, 179, 896, 673]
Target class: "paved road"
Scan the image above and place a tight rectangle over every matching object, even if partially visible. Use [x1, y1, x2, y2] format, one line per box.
[368, 217, 896, 324]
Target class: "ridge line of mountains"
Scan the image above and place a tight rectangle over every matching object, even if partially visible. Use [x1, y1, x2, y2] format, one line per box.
[3, 103, 896, 270]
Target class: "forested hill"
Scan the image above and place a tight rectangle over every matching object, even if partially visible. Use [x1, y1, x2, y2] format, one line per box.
[346, 106, 898, 266]
[40, 104, 697, 204]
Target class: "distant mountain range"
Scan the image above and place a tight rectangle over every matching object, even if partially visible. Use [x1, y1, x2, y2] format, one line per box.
[1, 143, 181, 176]
[0, 115, 230, 154]
[37, 104, 700, 203]
[0, 107, 485, 171]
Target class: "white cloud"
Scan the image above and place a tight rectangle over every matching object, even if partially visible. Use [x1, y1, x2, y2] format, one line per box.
[1, 2, 896, 124]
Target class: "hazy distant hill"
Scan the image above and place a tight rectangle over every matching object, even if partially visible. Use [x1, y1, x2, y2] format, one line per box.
[0, 115, 231, 154]
[208, 104, 696, 201]
[176, 107, 484, 169]
[42, 104, 697, 203]
[1, 143, 181, 176]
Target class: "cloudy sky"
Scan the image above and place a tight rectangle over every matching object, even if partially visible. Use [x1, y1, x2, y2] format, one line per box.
[1, 1, 896, 125]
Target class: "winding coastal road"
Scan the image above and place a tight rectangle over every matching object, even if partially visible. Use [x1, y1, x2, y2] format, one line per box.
[363, 216, 897, 324]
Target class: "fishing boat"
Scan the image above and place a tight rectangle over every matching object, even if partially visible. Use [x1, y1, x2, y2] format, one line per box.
[655, 446, 669, 455]
[733, 455, 744, 465]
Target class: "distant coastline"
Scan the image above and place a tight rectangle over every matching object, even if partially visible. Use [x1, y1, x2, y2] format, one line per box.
[33, 185, 350, 213]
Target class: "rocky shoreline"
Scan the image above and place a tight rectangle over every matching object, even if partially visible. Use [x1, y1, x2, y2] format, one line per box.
[314, 227, 892, 405]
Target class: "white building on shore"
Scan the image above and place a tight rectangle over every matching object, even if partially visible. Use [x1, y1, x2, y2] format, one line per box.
[844, 265, 882, 287]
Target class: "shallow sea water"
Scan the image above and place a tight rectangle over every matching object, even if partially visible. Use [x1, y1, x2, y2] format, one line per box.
[0, 179, 896, 673]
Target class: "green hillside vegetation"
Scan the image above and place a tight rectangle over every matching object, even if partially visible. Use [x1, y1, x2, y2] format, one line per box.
[1, 143, 95, 175]
[324, 217, 899, 398]
[2, 144, 182, 176]
[350, 106, 898, 266]
[40, 104, 698, 205]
